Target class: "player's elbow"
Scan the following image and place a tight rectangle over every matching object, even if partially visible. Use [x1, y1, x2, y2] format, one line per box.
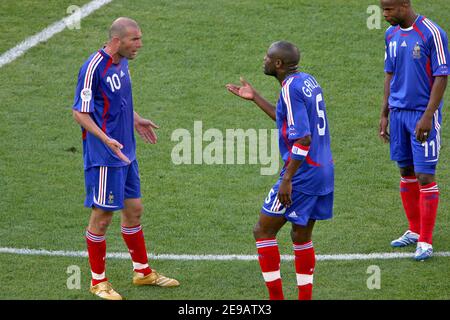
[72, 109, 82, 124]
[295, 135, 311, 146]
[438, 75, 448, 88]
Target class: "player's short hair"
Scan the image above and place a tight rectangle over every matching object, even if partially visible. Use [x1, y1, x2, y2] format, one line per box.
[109, 17, 140, 40]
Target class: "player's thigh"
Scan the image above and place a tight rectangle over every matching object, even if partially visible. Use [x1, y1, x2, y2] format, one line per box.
[410, 110, 441, 175]
[124, 160, 142, 200]
[84, 165, 125, 211]
[254, 213, 287, 237]
[389, 109, 413, 162]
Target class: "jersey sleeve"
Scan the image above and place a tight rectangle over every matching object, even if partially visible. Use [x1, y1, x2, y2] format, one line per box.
[428, 26, 449, 76]
[384, 29, 394, 73]
[72, 60, 100, 113]
[282, 81, 311, 141]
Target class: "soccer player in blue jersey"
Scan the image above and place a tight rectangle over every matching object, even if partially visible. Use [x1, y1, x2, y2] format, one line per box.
[226, 41, 334, 300]
[379, 0, 449, 261]
[72, 17, 179, 300]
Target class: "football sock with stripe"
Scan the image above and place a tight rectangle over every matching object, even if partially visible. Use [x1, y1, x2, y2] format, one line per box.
[86, 230, 107, 286]
[400, 176, 421, 234]
[256, 238, 284, 300]
[419, 182, 439, 244]
[121, 225, 152, 276]
[294, 241, 315, 300]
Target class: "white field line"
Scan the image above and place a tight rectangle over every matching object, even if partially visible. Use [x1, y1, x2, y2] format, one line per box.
[0, 0, 113, 68]
[1, 247, 450, 261]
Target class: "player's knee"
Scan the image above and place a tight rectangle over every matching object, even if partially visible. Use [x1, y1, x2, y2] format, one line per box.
[290, 230, 311, 243]
[416, 173, 435, 186]
[290, 227, 312, 243]
[253, 222, 277, 240]
[90, 218, 112, 234]
[399, 166, 415, 177]
[131, 203, 144, 218]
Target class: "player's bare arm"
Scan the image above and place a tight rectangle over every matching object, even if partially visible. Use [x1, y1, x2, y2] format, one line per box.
[134, 111, 159, 144]
[379, 72, 393, 143]
[415, 76, 448, 143]
[226, 77, 276, 121]
[72, 109, 131, 164]
[277, 135, 312, 207]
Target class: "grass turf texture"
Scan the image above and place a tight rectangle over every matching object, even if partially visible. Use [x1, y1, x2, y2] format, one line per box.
[0, 0, 449, 299]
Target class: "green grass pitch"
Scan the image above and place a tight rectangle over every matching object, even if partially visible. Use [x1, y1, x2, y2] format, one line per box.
[0, 0, 449, 300]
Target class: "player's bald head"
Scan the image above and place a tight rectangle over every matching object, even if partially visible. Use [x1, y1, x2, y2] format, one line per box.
[380, 0, 411, 8]
[381, 0, 414, 26]
[109, 17, 140, 40]
[267, 41, 301, 69]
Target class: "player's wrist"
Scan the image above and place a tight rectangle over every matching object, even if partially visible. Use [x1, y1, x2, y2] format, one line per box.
[102, 135, 112, 144]
[423, 109, 435, 120]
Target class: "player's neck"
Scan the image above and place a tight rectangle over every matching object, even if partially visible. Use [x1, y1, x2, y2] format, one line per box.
[400, 12, 418, 29]
[277, 70, 299, 84]
[103, 45, 122, 64]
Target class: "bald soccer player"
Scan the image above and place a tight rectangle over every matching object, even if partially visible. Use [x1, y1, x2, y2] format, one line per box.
[379, 0, 449, 261]
[72, 17, 179, 300]
[226, 41, 334, 300]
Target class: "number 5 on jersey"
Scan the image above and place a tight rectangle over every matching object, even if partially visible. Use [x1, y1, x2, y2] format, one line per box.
[316, 93, 326, 136]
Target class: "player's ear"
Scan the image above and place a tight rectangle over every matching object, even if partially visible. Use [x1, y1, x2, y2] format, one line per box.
[111, 36, 121, 46]
[275, 59, 283, 68]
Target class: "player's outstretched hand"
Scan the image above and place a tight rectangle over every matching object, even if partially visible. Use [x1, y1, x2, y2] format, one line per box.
[106, 138, 131, 164]
[379, 115, 390, 143]
[135, 117, 159, 144]
[225, 77, 256, 101]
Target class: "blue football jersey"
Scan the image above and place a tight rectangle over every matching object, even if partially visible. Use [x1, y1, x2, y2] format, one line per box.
[73, 49, 136, 169]
[384, 15, 449, 111]
[276, 72, 334, 195]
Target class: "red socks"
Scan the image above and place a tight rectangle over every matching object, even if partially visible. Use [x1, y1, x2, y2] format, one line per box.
[400, 176, 421, 234]
[256, 238, 316, 300]
[294, 241, 315, 300]
[400, 176, 439, 244]
[419, 182, 439, 244]
[121, 225, 152, 276]
[86, 230, 107, 286]
[256, 239, 284, 300]
[86, 225, 152, 286]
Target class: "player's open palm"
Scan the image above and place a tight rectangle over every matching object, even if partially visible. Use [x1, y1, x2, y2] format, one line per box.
[135, 118, 159, 144]
[226, 77, 256, 101]
[106, 138, 131, 164]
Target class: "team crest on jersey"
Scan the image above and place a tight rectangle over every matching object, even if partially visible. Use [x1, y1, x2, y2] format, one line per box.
[288, 125, 298, 137]
[413, 42, 421, 59]
[439, 65, 449, 74]
[108, 191, 114, 204]
[81, 88, 92, 102]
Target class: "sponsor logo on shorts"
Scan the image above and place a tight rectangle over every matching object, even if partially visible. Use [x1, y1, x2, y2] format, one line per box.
[288, 211, 298, 218]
